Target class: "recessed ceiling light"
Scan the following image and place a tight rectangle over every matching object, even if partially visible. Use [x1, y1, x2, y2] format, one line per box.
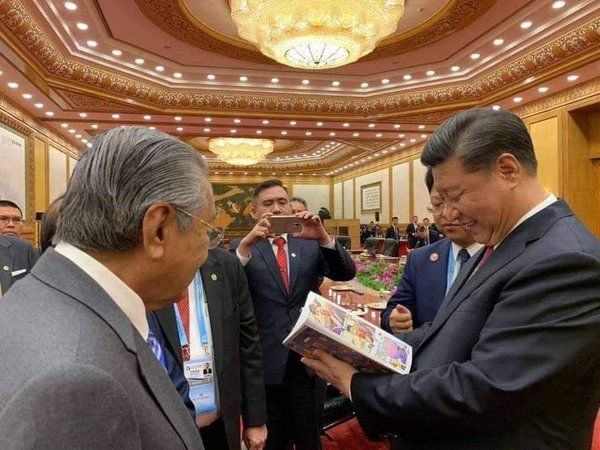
[418, 125, 425, 129]
[360, 82, 369, 88]
[316, 122, 323, 127]
[398, 134, 405, 138]
[22, 93, 32, 99]
[230, 129, 237, 134]
[174, 116, 182, 121]
[173, 72, 182, 79]
[329, 132, 336, 136]
[86, 40, 97, 47]
[305, 131, 312, 136]
[81, 138, 88, 143]
[61, 123, 69, 128]
[34, 103, 44, 108]
[492, 105, 501, 110]
[375, 133, 382, 137]
[393, 124, 401, 129]
[426, 70, 435, 76]
[86, 142, 93, 148]
[381, 79, 390, 84]
[204, 74, 215, 81]
[390, 146, 396, 150]
[342, 122, 350, 127]
[493, 38, 504, 46]
[271, 77, 279, 83]
[256, 130, 262, 134]
[75, 134, 81, 138]
[567, 74, 579, 81]
[281, 131, 288, 135]
[421, 134, 428, 138]
[470, 53, 480, 60]
[204, 128, 211, 133]
[302, 79, 310, 85]
[451, 66, 460, 72]
[520, 21, 533, 29]
[402, 74, 412, 80]
[149, 126, 155, 130]
[205, 117, 212, 122]
[76, 22, 88, 30]
[538, 86, 549, 93]
[68, 129, 76, 133]
[233, 118, 241, 124]
[155, 66, 164, 72]
[400, 143, 406, 147]
[239, 76, 248, 82]
[352, 132, 360, 137]
[513, 96, 523, 103]
[331, 81, 340, 87]
[262, 119, 269, 125]
[410, 139, 417, 143]
[176, 127, 183, 131]
[64, 2, 77, 11]
[290, 121, 296, 126]
[111, 49, 122, 56]
[91, 124, 98, 129]
[7, 82, 18, 89]
[135, 58, 144, 64]
[112, 113, 120, 119]
[368, 123, 376, 128]
[143, 115, 151, 120]
[552, 1, 566, 8]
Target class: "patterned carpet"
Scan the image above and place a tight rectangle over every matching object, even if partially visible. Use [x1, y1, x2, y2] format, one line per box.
[321, 418, 390, 450]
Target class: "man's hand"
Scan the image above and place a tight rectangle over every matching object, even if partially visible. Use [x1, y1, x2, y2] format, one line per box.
[301, 350, 358, 398]
[242, 425, 267, 450]
[294, 211, 333, 246]
[389, 305, 413, 334]
[237, 213, 273, 258]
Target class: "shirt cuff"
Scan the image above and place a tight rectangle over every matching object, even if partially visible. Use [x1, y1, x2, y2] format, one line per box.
[320, 237, 336, 249]
[236, 248, 251, 267]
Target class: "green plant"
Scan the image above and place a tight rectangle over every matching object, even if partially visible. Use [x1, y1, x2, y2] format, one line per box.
[353, 259, 403, 292]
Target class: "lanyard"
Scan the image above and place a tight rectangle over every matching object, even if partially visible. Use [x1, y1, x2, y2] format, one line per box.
[174, 272, 210, 349]
[445, 247, 457, 295]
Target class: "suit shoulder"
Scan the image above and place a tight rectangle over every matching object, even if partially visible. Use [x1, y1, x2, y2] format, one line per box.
[409, 239, 449, 260]
[208, 248, 240, 266]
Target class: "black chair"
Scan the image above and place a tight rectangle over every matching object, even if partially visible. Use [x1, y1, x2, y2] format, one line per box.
[383, 238, 399, 257]
[337, 236, 351, 250]
[364, 237, 378, 255]
[322, 385, 355, 440]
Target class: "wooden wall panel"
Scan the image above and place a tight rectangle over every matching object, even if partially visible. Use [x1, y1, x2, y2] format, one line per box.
[529, 117, 560, 194]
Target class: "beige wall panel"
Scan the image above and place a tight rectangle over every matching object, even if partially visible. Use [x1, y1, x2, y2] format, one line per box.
[412, 159, 430, 222]
[292, 184, 330, 212]
[343, 179, 354, 219]
[392, 162, 410, 223]
[333, 182, 343, 219]
[530, 117, 560, 194]
[48, 146, 67, 203]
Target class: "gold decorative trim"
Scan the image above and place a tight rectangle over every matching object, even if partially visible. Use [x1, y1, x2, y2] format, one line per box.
[55, 88, 141, 112]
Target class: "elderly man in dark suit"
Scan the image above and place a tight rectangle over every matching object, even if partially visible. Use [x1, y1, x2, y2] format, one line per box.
[0, 127, 210, 449]
[303, 108, 600, 450]
[0, 235, 38, 296]
[230, 179, 356, 450]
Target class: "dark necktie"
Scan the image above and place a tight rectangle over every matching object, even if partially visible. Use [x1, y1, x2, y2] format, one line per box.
[477, 246, 494, 269]
[458, 248, 470, 267]
[146, 330, 167, 371]
[274, 236, 289, 292]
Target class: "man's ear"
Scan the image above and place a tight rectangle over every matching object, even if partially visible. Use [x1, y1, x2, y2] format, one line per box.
[141, 203, 175, 261]
[495, 153, 521, 188]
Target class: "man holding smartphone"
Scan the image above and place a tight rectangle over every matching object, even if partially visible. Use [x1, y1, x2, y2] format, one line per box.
[229, 179, 356, 450]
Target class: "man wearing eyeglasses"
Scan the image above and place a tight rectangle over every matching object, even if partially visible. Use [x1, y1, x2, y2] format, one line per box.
[0, 200, 25, 238]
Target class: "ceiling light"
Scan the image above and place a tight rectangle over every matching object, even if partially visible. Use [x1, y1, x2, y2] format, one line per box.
[398, 134, 405, 138]
[281, 131, 288, 135]
[538, 86, 549, 93]
[290, 121, 297, 126]
[381, 79, 390, 84]
[75, 134, 81, 138]
[552, 1, 566, 8]
[375, 133, 382, 137]
[400, 143, 405, 147]
[360, 82, 369, 88]
[470, 53, 480, 60]
[34, 103, 44, 108]
[493, 38, 504, 46]
[492, 105, 501, 110]
[78, 112, 87, 118]
[86, 40, 97, 47]
[111, 49, 122, 56]
[302, 79, 310, 85]
[352, 132, 360, 137]
[426, 70, 435, 76]
[402, 74, 411, 80]
[410, 138, 416, 143]
[209, 137, 274, 166]
[329, 132, 336, 136]
[421, 134, 427, 138]
[513, 97, 523, 103]
[332, 81, 340, 87]
[207, 74, 216, 80]
[64, 2, 77, 11]
[204, 128, 211, 133]
[7, 82, 18, 89]
[112, 114, 120, 119]
[305, 131, 312, 136]
[22, 93, 32, 99]
[91, 124, 98, 128]
[68, 129, 75, 133]
[393, 124, 401, 129]
[135, 58, 145, 64]
[81, 138, 88, 143]
[239, 76, 248, 81]
[176, 127, 183, 131]
[149, 126, 155, 130]
[342, 123, 350, 127]
[173, 72, 182, 78]
[174, 116, 182, 121]
[61, 123, 69, 128]
[262, 120, 269, 124]
[230, 129, 237, 134]
[271, 77, 279, 83]
[316, 122, 323, 126]
[256, 130, 262, 134]
[230, 0, 406, 70]
[418, 125, 425, 129]
[451, 66, 460, 72]
[76, 22, 88, 30]
[520, 21, 532, 29]
[155, 66, 164, 72]
[368, 123, 376, 128]
[45, 111, 54, 117]
[233, 119, 241, 124]
[143, 115, 151, 120]
[205, 117, 212, 122]
[567, 74, 579, 81]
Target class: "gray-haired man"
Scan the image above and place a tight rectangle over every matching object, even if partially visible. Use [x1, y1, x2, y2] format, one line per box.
[0, 127, 211, 449]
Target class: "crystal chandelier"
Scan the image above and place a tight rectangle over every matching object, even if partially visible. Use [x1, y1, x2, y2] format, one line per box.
[208, 137, 274, 166]
[230, 0, 405, 70]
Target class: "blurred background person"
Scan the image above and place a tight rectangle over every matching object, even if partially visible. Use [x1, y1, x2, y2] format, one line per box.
[0, 200, 25, 238]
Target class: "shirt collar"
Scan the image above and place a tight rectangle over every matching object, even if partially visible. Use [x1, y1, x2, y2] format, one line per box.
[451, 241, 484, 260]
[268, 233, 288, 244]
[54, 242, 149, 339]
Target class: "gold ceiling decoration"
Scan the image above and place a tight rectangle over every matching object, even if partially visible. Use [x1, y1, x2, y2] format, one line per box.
[230, 0, 406, 69]
[208, 137, 275, 166]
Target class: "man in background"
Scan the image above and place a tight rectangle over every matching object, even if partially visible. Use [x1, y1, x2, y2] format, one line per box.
[0, 235, 38, 296]
[381, 168, 482, 332]
[230, 179, 356, 450]
[290, 196, 308, 214]
[0, 200, 25, 238]
[385, 216, 401, 240]
[405, 215, 419, 248]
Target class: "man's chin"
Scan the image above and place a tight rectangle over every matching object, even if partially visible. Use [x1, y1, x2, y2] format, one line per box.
[1, 232, 18, 237]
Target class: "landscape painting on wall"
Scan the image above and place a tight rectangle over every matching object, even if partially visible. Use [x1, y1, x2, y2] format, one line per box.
[213, 184, 256, 231]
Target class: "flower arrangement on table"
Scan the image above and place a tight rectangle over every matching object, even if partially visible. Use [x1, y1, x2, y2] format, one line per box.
[353, 258, 403, 292]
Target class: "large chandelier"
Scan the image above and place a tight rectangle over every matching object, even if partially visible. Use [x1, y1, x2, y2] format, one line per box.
[230, 0, 405, 70]
[208, 137, 274, 166]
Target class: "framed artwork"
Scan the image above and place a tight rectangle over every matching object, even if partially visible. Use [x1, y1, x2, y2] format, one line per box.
[361, 182, 381, 213]
[212, 184, 256, 231]
[0, 123, 28, 215]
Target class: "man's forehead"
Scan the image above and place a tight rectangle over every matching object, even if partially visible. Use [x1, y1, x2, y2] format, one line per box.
[259, 186, 288, 200]
[0, 206, 21, 216]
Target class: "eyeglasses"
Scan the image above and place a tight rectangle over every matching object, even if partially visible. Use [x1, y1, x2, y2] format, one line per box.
[425, 203, 445, 215]
[0, 216, 23, 225]
[174, 208, 224, 249]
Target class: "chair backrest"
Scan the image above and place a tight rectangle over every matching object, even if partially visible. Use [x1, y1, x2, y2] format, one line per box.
[364, 237, 378, 255]
[337, 236, 351, 249]
[383, 238, 399, 257]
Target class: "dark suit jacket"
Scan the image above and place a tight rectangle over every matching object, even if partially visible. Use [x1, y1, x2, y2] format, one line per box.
[229, 237, 356, 385]
[0, 249, 203, 450]
[414, 229, 440, 248]
[381, 239, 450, 330]
[385, 225, 401, 240]
[156, 248, 267, 450]
[352, 200, 600, 450]
[405, 223, 419, 248]
[0, 235, 39, 294]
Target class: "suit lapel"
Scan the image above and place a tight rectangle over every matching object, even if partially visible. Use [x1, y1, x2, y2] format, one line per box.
[255, 239, 288, 298]
[200, 256, 224, 377]
[0, 239, 11, 294]
[432, 240, 451, 300]
[287, 236, 302, 295]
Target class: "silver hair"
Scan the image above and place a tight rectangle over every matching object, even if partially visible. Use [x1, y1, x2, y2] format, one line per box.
[54, 126, 209, 252]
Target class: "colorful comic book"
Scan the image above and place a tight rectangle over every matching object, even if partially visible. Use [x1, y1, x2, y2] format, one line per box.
[283, 291, 412, 374]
